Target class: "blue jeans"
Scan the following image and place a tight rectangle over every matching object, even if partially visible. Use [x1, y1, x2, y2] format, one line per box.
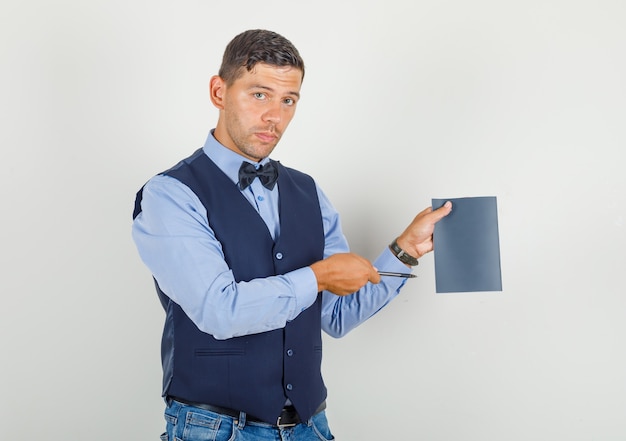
[160, 399, 335, 440]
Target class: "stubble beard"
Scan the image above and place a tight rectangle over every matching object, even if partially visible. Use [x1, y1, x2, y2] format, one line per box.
[226, 112, 280, 162]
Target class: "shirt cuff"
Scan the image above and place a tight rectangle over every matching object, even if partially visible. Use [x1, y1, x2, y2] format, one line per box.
[285, 267, 319, 315]
[374, 246, 414, 272]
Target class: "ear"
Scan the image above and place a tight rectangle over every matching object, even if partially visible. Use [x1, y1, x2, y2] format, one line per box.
[209, 75, 226, 109]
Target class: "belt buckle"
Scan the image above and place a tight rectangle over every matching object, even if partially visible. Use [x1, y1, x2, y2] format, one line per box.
[276, 415, 297, 429]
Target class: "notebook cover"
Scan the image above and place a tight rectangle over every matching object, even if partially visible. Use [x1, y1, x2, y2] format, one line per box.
[432, 196, 502, 293]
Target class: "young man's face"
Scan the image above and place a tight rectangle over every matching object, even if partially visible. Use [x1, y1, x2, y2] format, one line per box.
[211, 63, 303, 162]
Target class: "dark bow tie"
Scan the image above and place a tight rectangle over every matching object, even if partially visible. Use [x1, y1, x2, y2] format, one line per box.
[238, 161, 279, 190]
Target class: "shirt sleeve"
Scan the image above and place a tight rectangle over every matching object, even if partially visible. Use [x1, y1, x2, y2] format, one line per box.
[315, 186, 410, 338]
[131, 174, 319, 340]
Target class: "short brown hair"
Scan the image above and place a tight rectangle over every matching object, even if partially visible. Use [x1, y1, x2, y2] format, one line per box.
[218, 29, 305, 85]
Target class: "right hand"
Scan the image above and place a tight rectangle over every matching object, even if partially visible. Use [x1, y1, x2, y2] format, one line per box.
[310, 253, 380, 296]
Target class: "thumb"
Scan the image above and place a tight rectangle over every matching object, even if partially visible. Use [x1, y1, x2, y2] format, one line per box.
[432, 201, 452, 220]
[370, 265, 381, 284]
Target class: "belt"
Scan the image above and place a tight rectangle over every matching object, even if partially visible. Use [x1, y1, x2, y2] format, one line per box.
[169, 396, 326, 428]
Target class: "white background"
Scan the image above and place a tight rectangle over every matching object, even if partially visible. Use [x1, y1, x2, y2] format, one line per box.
[2, 1, 625, 439]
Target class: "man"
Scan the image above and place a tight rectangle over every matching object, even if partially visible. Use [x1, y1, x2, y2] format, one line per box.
[132, 29, 452, 440]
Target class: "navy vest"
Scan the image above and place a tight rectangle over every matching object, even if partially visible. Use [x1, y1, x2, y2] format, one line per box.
[133, 149, 327, 424]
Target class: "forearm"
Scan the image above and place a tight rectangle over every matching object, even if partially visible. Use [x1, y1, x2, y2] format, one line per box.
[320, 247, 409, 338]
[179, 267, 318, 340]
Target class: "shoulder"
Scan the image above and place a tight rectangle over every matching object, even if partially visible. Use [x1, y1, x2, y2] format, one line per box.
[275, 161, 316, 185]
[139, 174, 203, 212]
[161, 148, 209, 176]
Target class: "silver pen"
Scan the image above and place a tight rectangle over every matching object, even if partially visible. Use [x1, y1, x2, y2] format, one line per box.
[378, 271, 416, 279]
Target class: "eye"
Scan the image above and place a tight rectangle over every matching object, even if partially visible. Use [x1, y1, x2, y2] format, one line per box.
[253, 92, 266, 100]
[283, 97, 296, 106]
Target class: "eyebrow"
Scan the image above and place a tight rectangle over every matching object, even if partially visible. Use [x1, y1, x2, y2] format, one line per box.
[250, 84, 300, 99]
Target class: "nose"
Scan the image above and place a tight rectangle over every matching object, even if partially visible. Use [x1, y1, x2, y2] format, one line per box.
[262, 102, 282, 125]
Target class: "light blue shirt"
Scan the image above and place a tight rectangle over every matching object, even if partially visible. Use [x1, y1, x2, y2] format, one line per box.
[132, 131, 411, 340]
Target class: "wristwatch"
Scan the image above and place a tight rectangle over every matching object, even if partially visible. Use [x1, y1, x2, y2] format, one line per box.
[389, 238, 420, 266]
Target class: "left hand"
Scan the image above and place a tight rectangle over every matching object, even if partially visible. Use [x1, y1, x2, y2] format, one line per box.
[395, 201, 452, 261]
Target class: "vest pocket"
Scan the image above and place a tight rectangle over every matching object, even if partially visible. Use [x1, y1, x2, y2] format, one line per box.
[191, 347, 247, 407]
[194, 348, 245, 356]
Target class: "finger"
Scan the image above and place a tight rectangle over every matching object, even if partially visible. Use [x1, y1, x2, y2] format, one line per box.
[429, 201, 452, 221]
[369, 266, 381, 284]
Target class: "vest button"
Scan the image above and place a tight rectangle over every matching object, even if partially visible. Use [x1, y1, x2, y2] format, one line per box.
[275, 252, 283, 260]
[286, 383, 293, 391]
[286, 349, 294, 357]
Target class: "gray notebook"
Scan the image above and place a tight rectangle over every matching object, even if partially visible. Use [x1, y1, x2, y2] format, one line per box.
[432, 197, 502, 293]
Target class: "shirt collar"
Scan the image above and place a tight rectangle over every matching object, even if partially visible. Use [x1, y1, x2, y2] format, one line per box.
[202, 130, 272, 185]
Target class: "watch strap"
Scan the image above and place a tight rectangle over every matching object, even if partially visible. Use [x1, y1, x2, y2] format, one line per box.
[389, 238, 420, 266]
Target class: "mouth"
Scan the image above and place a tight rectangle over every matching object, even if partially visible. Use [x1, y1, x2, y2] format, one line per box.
[255, 130, 279, 143]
